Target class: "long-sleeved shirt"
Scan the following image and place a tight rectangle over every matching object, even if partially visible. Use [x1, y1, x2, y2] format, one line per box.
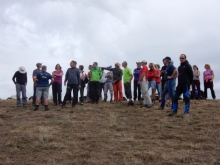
[64, 67, 81, 85]
[12, 71, 27, 85]
[133, 68, 142, 81]
[90, 67, 102, 82]
[102, 67, 122, 83]
[178, 60, 193, 84]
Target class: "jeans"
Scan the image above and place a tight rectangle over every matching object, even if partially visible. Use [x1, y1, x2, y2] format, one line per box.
[133, 81, 141, 101]
[140, 81, 152, 105]
[161, 79, 175, 108]
[90, 81, 100, 102]
[16, 83, 27, 106]
[124, 82, 132, 99]
[63, 84, 79, 106]
[173, 83, 190, 113]
[156, 82, 161, 95]
[52, 82, 62, 104]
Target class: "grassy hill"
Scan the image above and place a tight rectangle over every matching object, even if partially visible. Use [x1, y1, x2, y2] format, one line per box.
[0, 99, 220, 165]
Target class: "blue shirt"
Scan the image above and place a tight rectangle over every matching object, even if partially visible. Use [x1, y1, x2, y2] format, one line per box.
[36, 71, 52, 87]
[165, 64, 176, 81]
[133, 68, 142, 81]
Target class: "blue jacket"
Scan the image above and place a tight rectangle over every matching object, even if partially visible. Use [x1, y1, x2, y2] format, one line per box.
[64, 67, 81, 85]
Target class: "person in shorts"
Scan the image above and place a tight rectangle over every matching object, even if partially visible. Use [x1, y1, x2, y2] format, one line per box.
[34, 65, 53, 111]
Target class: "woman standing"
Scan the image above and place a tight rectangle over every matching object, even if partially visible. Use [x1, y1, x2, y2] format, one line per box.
[79, 65, 86, 105]
[52, 64, 63, 106]
[203, 64, 216, 99]
[155, 64, 161, 102]
[133, 62, 142, 102]
[148, 63, 157, 104]
[192, 65, 201, 99]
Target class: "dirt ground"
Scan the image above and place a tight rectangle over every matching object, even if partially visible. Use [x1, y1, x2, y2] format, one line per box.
[0, 99, 220, 165]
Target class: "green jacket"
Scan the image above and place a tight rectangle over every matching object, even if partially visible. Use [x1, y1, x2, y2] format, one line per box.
[90, 67, 102, 82]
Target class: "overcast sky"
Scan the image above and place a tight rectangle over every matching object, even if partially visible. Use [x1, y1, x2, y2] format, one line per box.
[0, 0, 220, 99]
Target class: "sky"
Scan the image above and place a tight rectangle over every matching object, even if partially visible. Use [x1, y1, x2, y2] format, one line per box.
[0, 0, 220, 99]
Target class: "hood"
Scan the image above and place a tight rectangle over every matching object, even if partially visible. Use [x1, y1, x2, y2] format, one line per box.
[181, 60, 189, 65]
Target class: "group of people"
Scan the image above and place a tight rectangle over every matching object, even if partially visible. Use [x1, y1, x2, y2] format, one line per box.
[12, 54, 216, 117]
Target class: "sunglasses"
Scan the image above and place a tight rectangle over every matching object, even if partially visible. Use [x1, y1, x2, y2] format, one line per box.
[179, 58, 185, 59]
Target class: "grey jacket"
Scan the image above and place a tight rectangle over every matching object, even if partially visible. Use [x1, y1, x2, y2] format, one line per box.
[64, 67, 81, 85]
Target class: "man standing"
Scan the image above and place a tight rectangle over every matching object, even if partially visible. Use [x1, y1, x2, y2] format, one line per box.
[90, 62, 102, 104]
[133, 62, 142, 102]
[12, 66, 27, 107]
[137, 60, 152, 108]
[169, 54, 193, 118]
[122, 61, 134, 106]
[62, 60, 81, 108]
[99, 68, 107, 100]
[103, 66, 113, 102]
[34, 65, 53, 111]
[32, 63, 44, 106]
[157, 57, 177, 110]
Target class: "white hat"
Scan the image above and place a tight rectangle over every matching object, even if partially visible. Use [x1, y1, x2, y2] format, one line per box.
[141, 60, 147, 63]
[18, 66, 26, 74]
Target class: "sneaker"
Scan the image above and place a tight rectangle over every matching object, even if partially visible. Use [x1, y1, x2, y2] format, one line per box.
[112, 101, 117, 104]
[168, 111, 177, 116]
[182, 113, 190, 118]
[156, 106, 164, 110]
[45, 106, 49, 111]
[34, 106, 39, 111]
[80, 102, 84, 105]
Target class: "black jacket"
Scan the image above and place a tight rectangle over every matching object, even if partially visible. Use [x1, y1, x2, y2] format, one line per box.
[177, 60, 193, 84]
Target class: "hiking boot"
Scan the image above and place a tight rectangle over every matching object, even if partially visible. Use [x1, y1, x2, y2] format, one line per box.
[182, 113, 190, 118]
[168, 111, 177, 117]
[146, 104, 152, 108]
[34, 105, 39, 111]
[156, 106, 164, 110]
[45, 106, 49, 111]
[103, 98, 107, 102]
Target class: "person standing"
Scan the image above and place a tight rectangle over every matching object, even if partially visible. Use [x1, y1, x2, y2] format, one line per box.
[203, 64, 216, 100]
[192, 65, 201, 99]
[157, 57, 177, 110]
[12, 66, 27, 107]
[86, 65, 92, 101]
[160, 59, 167, 92]
[102, 63, 123, 103]
[34, 65, 53, 111]
[32, 63, 44, 106]
[52, 64, 63, 106]
[90, 62, 102, 104]
[137, 60, 152, 108]
[99, 68, 107, 100]
[148, 63, 157, 104]
[133, 62, 142, 102]
[169, 54, 193, 117]
[103, 66, 113, 102]
[122, 61, 134, 106]
[79, 65, 86, 105]
[62, 60, 81, 109]
[155, 64, 161, 101]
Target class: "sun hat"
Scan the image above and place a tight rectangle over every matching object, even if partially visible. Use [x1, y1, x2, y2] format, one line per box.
[18, 66, 26, 74]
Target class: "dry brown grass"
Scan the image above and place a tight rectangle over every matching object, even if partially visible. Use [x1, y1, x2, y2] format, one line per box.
[0, 99, 220, 165]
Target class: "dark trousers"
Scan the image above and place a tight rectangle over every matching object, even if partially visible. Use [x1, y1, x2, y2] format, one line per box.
[173, 83, 190, 113]
[52, 82, 62, 104]
[204, 80, 216, 99]
[124, 82, 132, 99]
[161, 80, 166, 92]
[99, 82, 105, 98]
[192, 80, 200, 99]
[133, 81, 141, 101]
[63, 84, 78, 106]
[79, 83, 85, 102]
[32, 84, 44, 105]
[90, 81, 100, 102]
